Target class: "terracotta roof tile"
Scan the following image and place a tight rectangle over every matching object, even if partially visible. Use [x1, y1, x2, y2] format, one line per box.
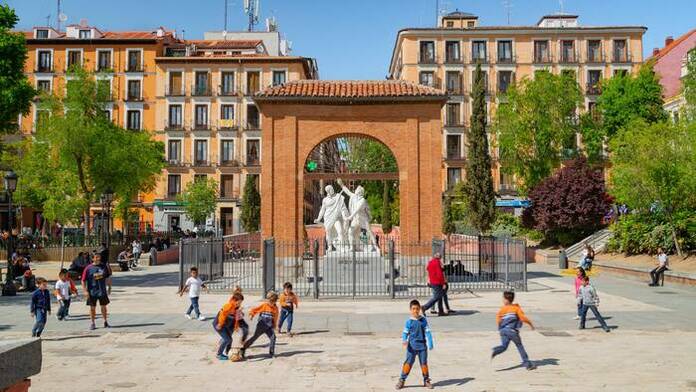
[650, 29, 696, 61]
[184, 39, 262, 49]
[256, 80, 446, 100]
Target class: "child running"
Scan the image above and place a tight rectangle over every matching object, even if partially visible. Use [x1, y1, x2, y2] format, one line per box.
[396, 299, 434, 390]
[54, 269, 72, 321]
[240, 291, 279, 359]
[491, 291, 536, 370]
[278, 282, 299, 336]
[179, 267, 207, 321]
[212, 291, 244, 361]
[578, 276, 611, 332]
[229, 286, 249, 362]
[30, 277, 51, 337]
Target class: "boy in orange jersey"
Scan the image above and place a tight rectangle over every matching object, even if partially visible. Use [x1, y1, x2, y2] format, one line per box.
[278, 282, 299, 336]
[212, 292, 244, 361]
[240, 290, 279, 359]
[491, 291, 536, 370]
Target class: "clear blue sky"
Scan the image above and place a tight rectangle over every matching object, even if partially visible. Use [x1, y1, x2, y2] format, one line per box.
[7, 0, 696, 80]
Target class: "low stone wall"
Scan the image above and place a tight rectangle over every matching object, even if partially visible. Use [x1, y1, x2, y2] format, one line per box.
[568, 260, 696, 286]
[0, 339, 42, 392]
[24, 245, 124, 263]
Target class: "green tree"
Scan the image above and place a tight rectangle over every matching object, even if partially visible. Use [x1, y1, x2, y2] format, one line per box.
[442, 195, 456, 237]
[597, 64, 667, 137]
[178, 178, 218, 228]
[381, 181, 393, 234]
[241, 174, 260, 232]
[494, 70, 583, 193]
[609, 119, 696, 256]
[0, 5, 35, 133]
[465, 64, 496, 232]
[683, 50, 696, 119]
[8, 68, 164, 236]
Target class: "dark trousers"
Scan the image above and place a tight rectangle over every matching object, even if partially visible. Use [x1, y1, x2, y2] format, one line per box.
[32, 309, 47, 337]
[215, 326, 232, 356]
[400, 345, 429, 382]
[492, 329, 530, 365]
[580, 305, 610, 331]
[422, 285, 445, 315]
[243, 318, 276, 356]
[650, 266, 667, 285]
[57, 299, 71, 320]
[186, 297, 200, 317]
[223, 320, 250, 355]
[577, 299, 583, 317]
[279, 308, 294, 333]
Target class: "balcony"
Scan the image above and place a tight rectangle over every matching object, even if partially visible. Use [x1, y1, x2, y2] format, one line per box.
[192, 84, 213, 97]
[164, 122, 184, 131]
[246, 156, 260, 166]
[96, 66, 114, 73]
[126, 64, 144, 72]
[612, 52, 632, 63]
[445, 82, 465, 95]
[444, 55, 463, 65]
[246, 120, 260, 131]
[35, 65, 53, 73]
[445, 150, 465, 162]
[219, 159, 240, 167]
[218, 85, 238, 96]
[418, 54, 438, 65]
[445, 118, 465, 128]
[166, 159, 184, 167]
[193, 123, 210, 131]
[586, 83, 601, 95]
[559, 51, 578, 64]
[193, 159, 211, 167]
[471, 54, 489, 64]
[586, 51, 605, 64]
[165, 85, 185, 97]
[125, 93, 144, 102]
[497, 55, 516, 64]
[533, 53, 553, 64]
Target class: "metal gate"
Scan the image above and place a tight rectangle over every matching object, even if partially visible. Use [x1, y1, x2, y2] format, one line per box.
[179, 233, 527, 296]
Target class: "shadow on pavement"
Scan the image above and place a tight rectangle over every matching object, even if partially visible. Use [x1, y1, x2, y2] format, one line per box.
[527, 271, 561, 279]
[109, 322, 165, 329]
[433, 377, 475, 387]
[293, 330, 330, 336]
[42, 334, 100, 342]
[274, 350, 324, 358]
[496, 358, 559, 372]
[112, 271, 179, 287]
[0, 325, 12, 330]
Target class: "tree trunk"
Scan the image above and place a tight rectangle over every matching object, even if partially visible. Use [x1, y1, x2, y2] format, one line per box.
[666, 212, 683, 257]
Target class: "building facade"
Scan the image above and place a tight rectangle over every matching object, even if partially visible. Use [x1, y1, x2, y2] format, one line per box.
[388, 12, 646, 195]
[650, 30, 696, 120]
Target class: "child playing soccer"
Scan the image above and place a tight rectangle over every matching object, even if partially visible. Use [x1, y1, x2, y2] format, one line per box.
[278, 282, 299, 336]
[491, 291, 536, 370]
[396, 300, 434, 390]
[30, 277, 51, 337]
[212, 291, 244, 360]
[54, 269, 72, 321]
[229, 286, 249, 362]
[240, 291, 279, 359]
[179, 267, 207, 321]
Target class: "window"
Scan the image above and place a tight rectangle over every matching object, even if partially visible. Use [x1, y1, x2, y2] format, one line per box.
[220, 140, 235, 164]
[497, 40, 513, 63]
[498, 71, 513, 93]
[194, 105, 208, 129]
[194, 140, 208, 164]
[220, 105, 235, 129]
[588, 40, 602, 62]
[613, 39, 628, 62]
[419, 41, 435, 63]
[168, 71, 183, 96]
[36, 29, 49, 39]
[446, 134, 461, 159]
[102, 110, 111, 121]
[246, 104, 260, 129]
[220, 175, 235, 198]
[272, 70, 286, 86]
[445, 41, 460, 63]
[37, 50, 52, 72]
[246, 71, 260, 94]
[167, 175, 181, 197]
[447, 168, 461, 189]
[500, 173, 516, 193]
[126, 110, 141, 130]
[587, 70, 602, 94]
[167, 140, 181, 162]
[445, 71, 462, 94]
[127, 80, 141, 100]
[533, 40, 550, 63]
[97, 50, 111, 71]
[561, 40, 575, 62]
[168, 105, 182, 129]
[67, 50, 81, 69]
[419, 71, 435, 87]
[79, 29, 91, 39]
[127, 50, 142, 71]
[467, 21, 475, 28]
[472, 41, 487, 62]
[220, 71, 235, 95]
[194, 72, 210, 95]
[246, 139, 260, 166]
[37, 80, 51, 93]
[446, 103, 461, 126]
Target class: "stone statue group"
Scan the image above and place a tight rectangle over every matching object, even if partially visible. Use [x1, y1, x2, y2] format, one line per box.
[314, 179, 379, 253]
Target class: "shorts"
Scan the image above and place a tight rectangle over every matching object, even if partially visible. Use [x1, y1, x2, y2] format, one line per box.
[86, 295, 110, 307]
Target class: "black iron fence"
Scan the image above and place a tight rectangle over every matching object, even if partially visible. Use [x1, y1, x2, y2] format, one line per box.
[179, 233, 527, 297]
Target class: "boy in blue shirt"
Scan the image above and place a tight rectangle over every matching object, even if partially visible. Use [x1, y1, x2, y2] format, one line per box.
[396, 299, 434, 389]
[30, 277, 51, 337]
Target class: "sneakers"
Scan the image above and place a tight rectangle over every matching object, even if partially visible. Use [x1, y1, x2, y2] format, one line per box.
[604, 327, 611, 333]
[185, 314, 192, 320]
[526, 362, 537, 370]
[89, 323, 96, 331]
[197, 315, 206, 321]
[103, 321, 111, 328]
[424, 380, 434, 389]
[216, 354, 229, 361]
[395, 380, 404, 390]
[573, 315, 580, 320]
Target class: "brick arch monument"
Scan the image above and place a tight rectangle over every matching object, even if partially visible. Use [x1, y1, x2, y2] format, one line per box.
[255, 80, 447, 244]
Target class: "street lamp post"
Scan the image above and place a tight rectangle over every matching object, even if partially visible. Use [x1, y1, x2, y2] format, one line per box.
[100, 188, 114, 249]
[2, 171, 18, 296]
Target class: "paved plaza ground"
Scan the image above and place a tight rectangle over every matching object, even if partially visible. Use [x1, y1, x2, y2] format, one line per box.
[2, 263, 696, 391]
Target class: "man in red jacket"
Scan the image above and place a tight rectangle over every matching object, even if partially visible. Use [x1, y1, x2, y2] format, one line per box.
[422, 253, 447, 316]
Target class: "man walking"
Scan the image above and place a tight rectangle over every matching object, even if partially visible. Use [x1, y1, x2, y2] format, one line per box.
[82, 252, 113, 330]
[422, 252, 447, 317]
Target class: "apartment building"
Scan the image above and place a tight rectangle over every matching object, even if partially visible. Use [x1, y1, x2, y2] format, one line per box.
[650, 30, 696, 120]
[388, 12, 646, 195]
[154, 36, 318, 234]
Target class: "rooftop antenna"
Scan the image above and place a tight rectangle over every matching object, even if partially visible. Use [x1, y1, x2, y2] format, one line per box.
[435, 0, 439, 26]
[56, 0, 62, 31]
[224, 0, 228, 32]
[503, 0, 513, 25]
[243, 0, 260, 32]
[559, 0, 565, 14]
[45, 14, 51, 27]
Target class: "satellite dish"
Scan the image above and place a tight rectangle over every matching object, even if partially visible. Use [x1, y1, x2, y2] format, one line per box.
[58, 13, 68, 22]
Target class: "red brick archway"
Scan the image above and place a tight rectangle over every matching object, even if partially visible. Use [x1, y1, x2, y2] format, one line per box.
[255, 80, 447, 244]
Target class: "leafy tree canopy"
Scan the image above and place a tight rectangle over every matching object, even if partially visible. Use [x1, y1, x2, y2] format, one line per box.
[178, 177, 218, 226]
[241, 175, 260, 232]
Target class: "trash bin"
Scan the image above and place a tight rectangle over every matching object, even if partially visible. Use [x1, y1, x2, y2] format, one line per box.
[559, 249, 568, 269]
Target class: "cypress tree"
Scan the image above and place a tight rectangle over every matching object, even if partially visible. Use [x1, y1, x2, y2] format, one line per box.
[465, 64, 496, 233]
[381, 180, 393, 235]
[240, 174, 260, 232]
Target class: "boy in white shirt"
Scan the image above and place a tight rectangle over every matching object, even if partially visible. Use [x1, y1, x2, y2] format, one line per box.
[179, 267, 207, 320]
[54, 269, 72, 320]
[649, 248, 669, 286]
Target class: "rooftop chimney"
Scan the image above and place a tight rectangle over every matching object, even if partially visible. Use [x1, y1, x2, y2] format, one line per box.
[665, 36, 674, 46]
[653, 47, 660, 56]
